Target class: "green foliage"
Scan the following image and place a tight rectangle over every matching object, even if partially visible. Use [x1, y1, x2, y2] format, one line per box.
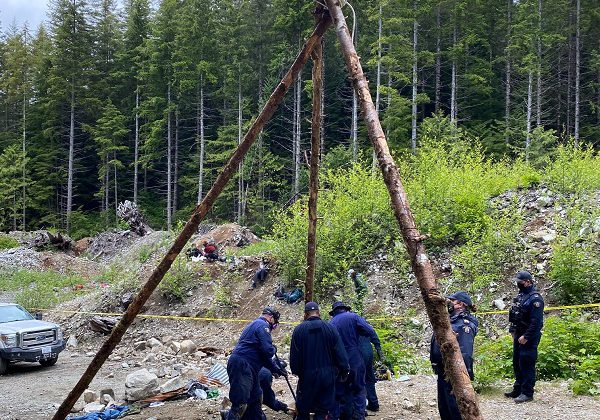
[400, 114, 535, 247]
[69, 209, 104, 240]
[159, 256, 193, 301]
[549, 201, 600, 304]
[473, 334, 513, 390]
[0, 269, 85, 310]
[474, 313, 600, 393]
[231, 239, 277, 257]
[454, 206, 527, 290]
[544, 142, 600, 194]
[373, 322, 429, 375]
[269, 162, 399, 296]
[0, 235, 19, 250]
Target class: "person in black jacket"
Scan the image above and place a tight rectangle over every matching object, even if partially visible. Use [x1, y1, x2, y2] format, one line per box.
[290, 301, 350, 420]
[505, 270, 544, 403]
[430, 291, 478, 420]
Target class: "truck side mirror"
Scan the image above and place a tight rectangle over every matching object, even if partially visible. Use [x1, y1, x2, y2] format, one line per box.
[34, 312, 43, 320]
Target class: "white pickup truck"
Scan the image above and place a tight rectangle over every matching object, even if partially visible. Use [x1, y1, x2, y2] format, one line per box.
[0, 303, 65, 375]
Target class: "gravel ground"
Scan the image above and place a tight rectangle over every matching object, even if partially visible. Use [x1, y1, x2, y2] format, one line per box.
[0, 349, 597, 420]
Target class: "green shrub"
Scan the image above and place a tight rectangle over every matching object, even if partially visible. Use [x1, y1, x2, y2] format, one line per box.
[374, 322, 429, 375]
[399, 114, 535, 247]
[474, 334, 513, 390]
[269, 163, 399, 296]
[0, 235, 19, 250]
[454, 206, 527, 290]
[549, 202, 600, 304]
[571, 355, 600, 395]
[544, 142, 600, 194]
[0, 269, 86, 309]
[159, 256, 194, 301]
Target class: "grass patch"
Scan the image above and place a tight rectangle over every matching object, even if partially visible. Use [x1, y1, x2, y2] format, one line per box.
[0, 269, 86, 310]
[0, 235, 19, 250]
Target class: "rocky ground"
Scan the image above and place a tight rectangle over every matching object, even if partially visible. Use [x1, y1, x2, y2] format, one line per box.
[0, 342, 598, 420]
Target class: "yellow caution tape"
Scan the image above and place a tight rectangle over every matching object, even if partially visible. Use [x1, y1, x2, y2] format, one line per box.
[30, 302, 600, 325]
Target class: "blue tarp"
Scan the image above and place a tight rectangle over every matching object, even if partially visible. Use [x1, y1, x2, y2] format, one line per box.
[67, 405, 129, 420]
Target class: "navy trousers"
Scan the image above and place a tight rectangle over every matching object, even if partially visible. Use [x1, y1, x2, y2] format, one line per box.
[227, 355, 264, 420]
[512, 336, 540, 397]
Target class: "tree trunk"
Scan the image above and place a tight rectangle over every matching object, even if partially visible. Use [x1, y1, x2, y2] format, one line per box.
[167, 84, 172, 230]
[174, 107, 179, 215]
[411, 0, 418, 152]
[566, 2, 573, 138]
[237, 77, 243, 223]
[323, 2, 482, 419]
[294, 71, 302, 197]
[435, 5, 442, 113]
[373, 3, 383, 169]
[306, 38, 323, 303]
[526, 71, 533, 161]
[66, 89, 75, 234]
[536, 0, 542, 127]
[114, 151, 118, 224]
[451, 26, 458, 124]
[104, 154, 109, 214]
[197, 79, 205, 205]
[134, 86, 139, 204]
[574, 0, 580, 144]
[52, 16, 331, 419]
[505, 0, 512, 144]
[22, 91, 26, 229]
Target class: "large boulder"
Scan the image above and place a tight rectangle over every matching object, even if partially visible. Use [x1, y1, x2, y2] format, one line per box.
[124, 368, 159, 401]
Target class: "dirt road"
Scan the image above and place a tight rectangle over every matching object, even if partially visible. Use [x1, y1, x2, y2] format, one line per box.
[1, 350, 597, 420]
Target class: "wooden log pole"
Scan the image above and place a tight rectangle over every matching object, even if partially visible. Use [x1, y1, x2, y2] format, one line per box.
[305, 10, 325, 303]
[52, 15, 332, 420]
[323, 1, 483, 419]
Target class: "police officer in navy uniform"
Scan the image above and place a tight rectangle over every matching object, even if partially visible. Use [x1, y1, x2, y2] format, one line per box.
[290, 301, 350, 420]
[329, 301, 382, 420]
[258, 366, 290, 414]
[505, 270, 544, 403]
[223, 307, 286, 420]
[430, 291, 478, 420]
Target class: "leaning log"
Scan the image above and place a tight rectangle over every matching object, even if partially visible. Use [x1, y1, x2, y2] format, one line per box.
[52, 14, 332, 420]
[323, 1, 483, 419]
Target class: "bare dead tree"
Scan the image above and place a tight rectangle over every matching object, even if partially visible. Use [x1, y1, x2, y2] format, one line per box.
[323, 1, 482, 418]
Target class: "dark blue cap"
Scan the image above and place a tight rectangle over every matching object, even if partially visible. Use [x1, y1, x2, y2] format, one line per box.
[304, 301, 319, 312]
[515, 270, 533, 281]
[447, 291, 473, 307]
[329, 301, 351, 316]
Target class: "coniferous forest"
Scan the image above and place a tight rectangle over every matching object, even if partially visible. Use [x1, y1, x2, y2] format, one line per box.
[1, 0, 599, 238]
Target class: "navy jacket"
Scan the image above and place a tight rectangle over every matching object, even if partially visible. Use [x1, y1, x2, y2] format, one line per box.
[290, 316, 349, 377]
[231, 317, 280, 374]
[330, 310, 381, 353]
[430, 311, 478, 379]
[509, 285, 544, 340]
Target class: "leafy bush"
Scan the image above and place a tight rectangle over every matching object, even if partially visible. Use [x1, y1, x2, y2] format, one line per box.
[269, 163, 400, 297]
[549, 202, 600, 304]
[474, 334, 513, 390]
[399, 114, 535, 247]
[544, 142, 600, 194]
[373, 322, 429, 375]
[474, 312, 600, 394]
[0, 235, 19, 250]
[159, 256, 194, 301]
[454, 206, 527, 290]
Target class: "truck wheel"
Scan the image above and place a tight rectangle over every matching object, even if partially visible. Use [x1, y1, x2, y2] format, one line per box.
[0, 357, 7, 375]
[39, 356, 58, 367]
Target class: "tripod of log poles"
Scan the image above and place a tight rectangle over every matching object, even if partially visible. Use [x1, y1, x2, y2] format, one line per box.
[52, 2, 482, 419]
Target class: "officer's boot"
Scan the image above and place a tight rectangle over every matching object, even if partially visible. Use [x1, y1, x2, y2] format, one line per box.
[226, 404, 247, 420]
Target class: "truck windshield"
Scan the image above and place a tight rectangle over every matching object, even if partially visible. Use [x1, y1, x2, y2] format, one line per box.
[0, 305, 34, 323]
